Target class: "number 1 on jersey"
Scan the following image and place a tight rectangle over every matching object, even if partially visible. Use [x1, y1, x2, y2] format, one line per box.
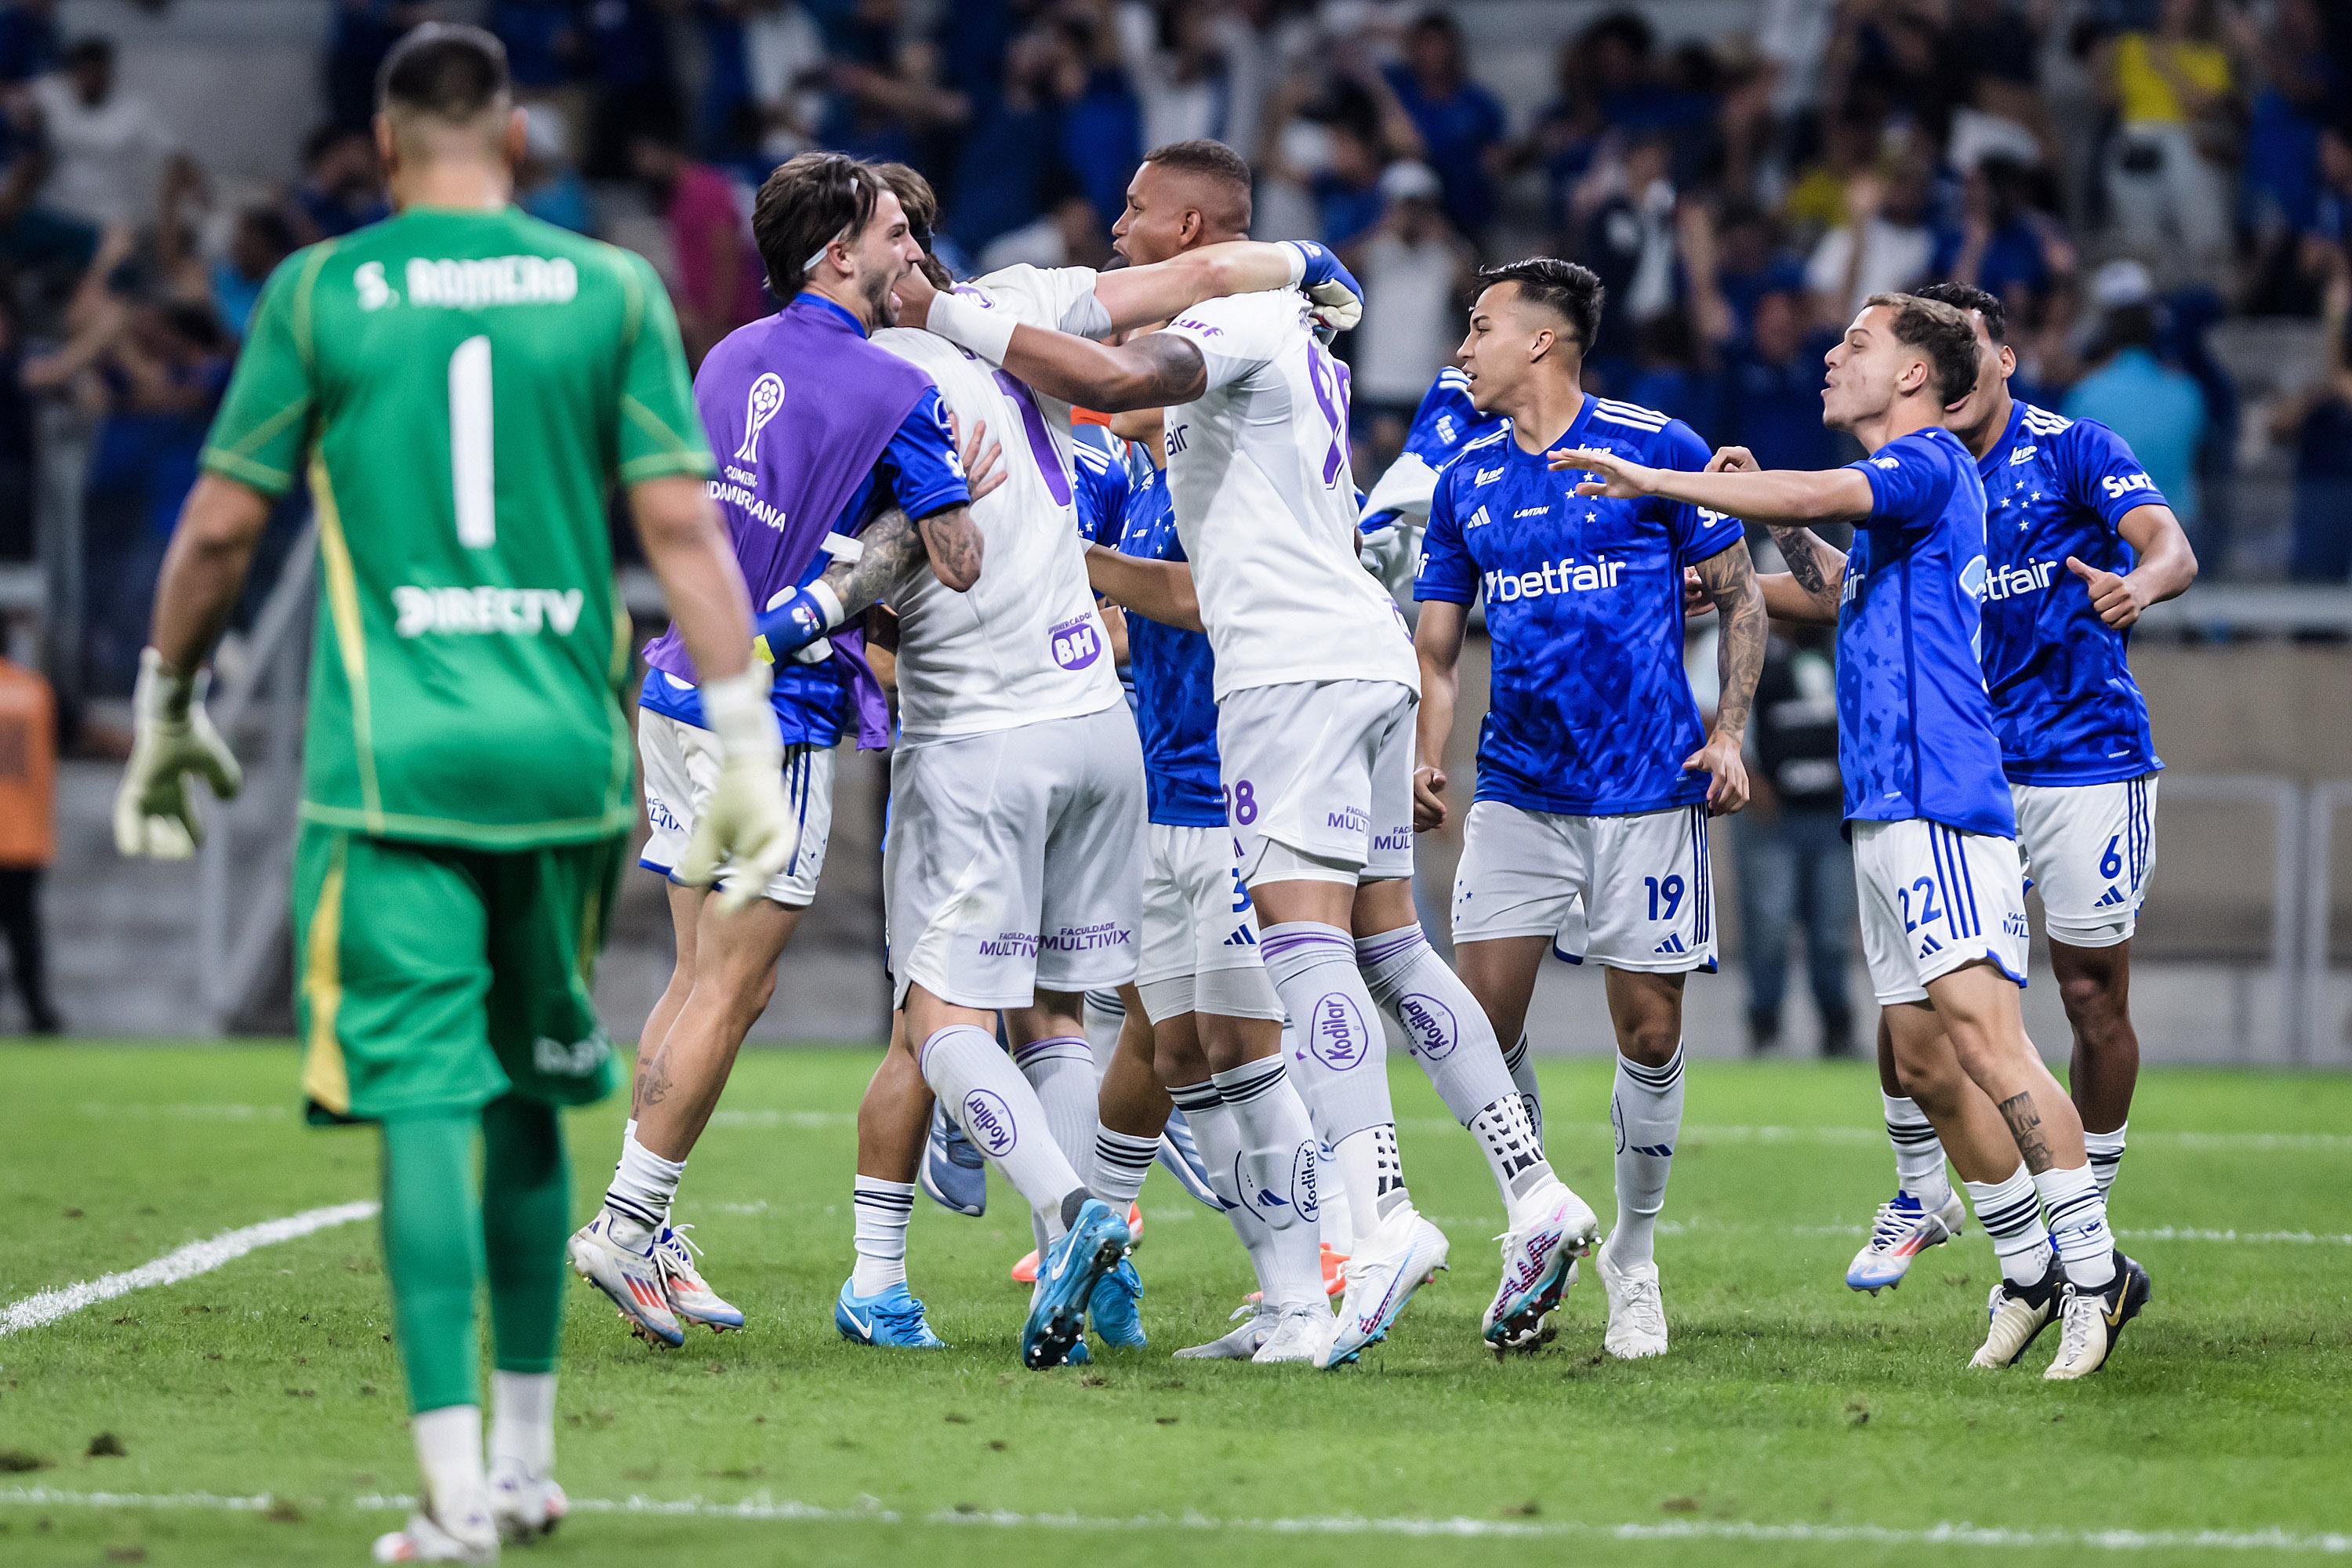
[449, 335, 495, 548]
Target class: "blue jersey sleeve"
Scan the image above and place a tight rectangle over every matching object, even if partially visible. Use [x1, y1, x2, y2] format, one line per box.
[1652, 419, 1744, 565]
[2056, 416, 2171, 532]
[1413, 471, 1479, 604]
[877, 385, 971, 521]
[1072, 439, 1131, 544]
[1849, 430, 1958, 535]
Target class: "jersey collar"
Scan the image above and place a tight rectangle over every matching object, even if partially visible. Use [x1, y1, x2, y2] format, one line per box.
[1973, 397, 2030, 480]
[789, 292, 869, 339]
[1505, 392, 1594, 461]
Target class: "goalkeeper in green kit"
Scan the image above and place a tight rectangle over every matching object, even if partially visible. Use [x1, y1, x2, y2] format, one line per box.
[113, 25, 795, 1563]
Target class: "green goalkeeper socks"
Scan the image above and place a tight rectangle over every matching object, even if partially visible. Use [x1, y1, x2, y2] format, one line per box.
[481, 1094, 570, 1374]
[379, 1099, 575, 1414]
[379, 1113, 485, 1414]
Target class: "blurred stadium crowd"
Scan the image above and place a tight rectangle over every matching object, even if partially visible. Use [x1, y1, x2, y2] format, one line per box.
[2, 0, 2350, 692]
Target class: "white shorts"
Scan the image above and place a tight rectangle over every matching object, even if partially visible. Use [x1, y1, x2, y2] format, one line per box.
[637, 713, 833, 909]
[1450, 800, 1719, 973]
[1136, 823, 1283, 1025]
[2012, 774, 2158, 949]
[887, 703, 1145, 1010]
[1853, 818, 2031, 1005]
[1215, 679, 1416, 887]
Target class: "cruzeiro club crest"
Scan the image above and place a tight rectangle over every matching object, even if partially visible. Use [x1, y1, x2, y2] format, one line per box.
[735, 372, 786, 463]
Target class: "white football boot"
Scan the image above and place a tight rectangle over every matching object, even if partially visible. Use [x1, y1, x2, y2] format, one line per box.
[1319, 1201, 1450, 1368]
[1595, 1242, 1668, 1360]
[1846, 1189, 1967, 1294]
[1174, 1304, 1272, 1360]
[488, 1457, 566, 1544]
[372, 1492, 499, 1564]
[1483, 1178, 1599, 1354]
[653, 1225, 743, 1332]
[567, 1211, 683, 1348]
[2044, 1252, 2151, 1381]
[1969, 1259, 2063, 1369]
[1252, 1305, 1333, 1364]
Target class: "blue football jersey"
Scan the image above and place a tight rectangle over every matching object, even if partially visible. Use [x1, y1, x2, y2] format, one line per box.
[1114, 458, 1225, 828]
[1416, 395, 1744, 816]
[1836, 426, 2015, 838]
[1070, 424, 1131, 545]
[1976, 401, 2165, 786]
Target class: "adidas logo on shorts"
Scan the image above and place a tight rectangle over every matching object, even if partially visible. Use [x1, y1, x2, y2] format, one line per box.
[1652, 934, 1686, 955]
[2095, 886, 2127, 908]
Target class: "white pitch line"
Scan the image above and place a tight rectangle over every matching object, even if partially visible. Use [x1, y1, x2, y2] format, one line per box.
[2, 1488, 2345, 1555]
[0, 1202, 378, 1337]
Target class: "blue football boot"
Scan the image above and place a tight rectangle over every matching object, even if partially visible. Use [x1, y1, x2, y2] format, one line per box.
[1022, 1199, 1130, 1370]
[835, 1279, 948, 1348]
[1156, 1109, 1225, 1210]
[920, 1102, 988, 1218]
[1087, 1256, 1148, 1348]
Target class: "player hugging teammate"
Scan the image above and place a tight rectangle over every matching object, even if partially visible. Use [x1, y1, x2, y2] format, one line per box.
[113, 33, 2194, 1549]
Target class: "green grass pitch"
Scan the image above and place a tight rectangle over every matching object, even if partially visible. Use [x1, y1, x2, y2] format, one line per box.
[1, 1043, 2347, 1566]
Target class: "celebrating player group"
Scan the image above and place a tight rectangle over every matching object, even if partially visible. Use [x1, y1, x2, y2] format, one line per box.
[108, 20, 2197, 1565]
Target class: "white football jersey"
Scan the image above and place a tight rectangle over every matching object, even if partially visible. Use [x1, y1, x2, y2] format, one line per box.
[1158, 291, 1420, 700]
[873, 266, 1120, 743]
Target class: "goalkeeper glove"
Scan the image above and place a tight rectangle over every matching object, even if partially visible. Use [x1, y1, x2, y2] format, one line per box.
[672, 666, 800, 915]
[114, 647, 243, 859]
[1280, 240, 1364, 333]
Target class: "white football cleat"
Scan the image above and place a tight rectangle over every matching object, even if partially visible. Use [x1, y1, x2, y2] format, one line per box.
[1596, 1243, 1668, 1359]
[373, 1496, 499, 1563]
[1319, 1201, 1449, 1368]
[1251, 1305, 1332, 1364]
[1483, 1178, 1599, 1354]
[1846, 1189, 1966, 1294]
[1174, 1304, 1272, 1360]
[2044, 1252, 2151, 1381]
[1969, 1261, 2063, 1369]
[653, 1225, 743, 1332]
[567, 1211, 683, 1348]
[488, 1457, 565, 1544]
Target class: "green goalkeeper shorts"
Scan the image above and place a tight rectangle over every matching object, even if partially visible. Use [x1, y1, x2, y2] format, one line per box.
[292, 823, 626, 1124]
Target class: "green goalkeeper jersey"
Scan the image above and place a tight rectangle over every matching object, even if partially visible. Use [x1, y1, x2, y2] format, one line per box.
[200, 205, 716, 848]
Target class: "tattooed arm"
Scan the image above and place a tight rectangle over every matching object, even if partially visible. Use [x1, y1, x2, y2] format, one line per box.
[1685, 539, 1766, 814]
[1697, 445, 1846, 624]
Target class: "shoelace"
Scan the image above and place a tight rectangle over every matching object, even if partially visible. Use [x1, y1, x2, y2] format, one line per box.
[1621, 1274, 1666, 1334]
[655, 1224, 706, 1283]
[874, 1294, 930, 1334]
[1866, 1199, 1921, 1250]
[2053, 1287, 2097, 1365]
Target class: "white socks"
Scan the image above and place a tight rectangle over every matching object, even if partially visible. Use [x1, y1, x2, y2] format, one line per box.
[603, 1131, 684, 1250]
[413, 1404, 487, 1516]
[1964, 1164, 2053, 1287]
[2034, 1162, 2117, 1290]
[1501, 1033, 1544, 1145]
[1090, 1127, 1160, 1210]
[1208, 1054, 1320, 1229]
[1355, 924, 1555, 1207]
[1603, 1046, 1684, 1269]
[917, 1024, 1086, 1240]
[1174, 1079, 1324, 1311]
[1883, 1092, 1954, 1211]
[850, 1176, 914, 1295]
[1013, 1034, 1100, 1182]
[1316, 1141, 1353, 1251]
[489, 1371, 554, 1477]
[1262, 920, 1403, 1230]
[2085, 1121, 2126, 1199]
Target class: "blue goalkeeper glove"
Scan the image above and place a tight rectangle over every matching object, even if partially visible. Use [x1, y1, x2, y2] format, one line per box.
[1280, 240, 1363, 332]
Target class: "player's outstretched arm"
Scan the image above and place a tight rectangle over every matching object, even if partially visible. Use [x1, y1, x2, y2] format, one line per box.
[630, 474, 797, 913]
[915, 289, 1210, 413]
[1091, 240, 1363, 334]
[1686, 540, 1766, 814]
[1083, 543, 1203, 633]
[2070, 503, 2198, 630]
[1411, 600, 1469, 833]
[114, 474, 265, 857]
[1554, 441, 1876, 527]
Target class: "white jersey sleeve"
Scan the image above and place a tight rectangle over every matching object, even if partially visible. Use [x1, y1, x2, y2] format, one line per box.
[1162, 291, 1290, 394]
[967, 263, 1110, 336]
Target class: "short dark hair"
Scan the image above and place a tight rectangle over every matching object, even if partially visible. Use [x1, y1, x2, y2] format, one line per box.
[1475, 257, 1604, 354]
[1141, 138, 1253, 230]
[753, 151, 880, 302]
[377, 24, 510, 124]
[1865, 292, 1980, 405]
[1915, 280, 2006, 343]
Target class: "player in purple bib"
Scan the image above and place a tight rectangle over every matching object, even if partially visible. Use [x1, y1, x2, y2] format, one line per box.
[573, 153, 993, 1347]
